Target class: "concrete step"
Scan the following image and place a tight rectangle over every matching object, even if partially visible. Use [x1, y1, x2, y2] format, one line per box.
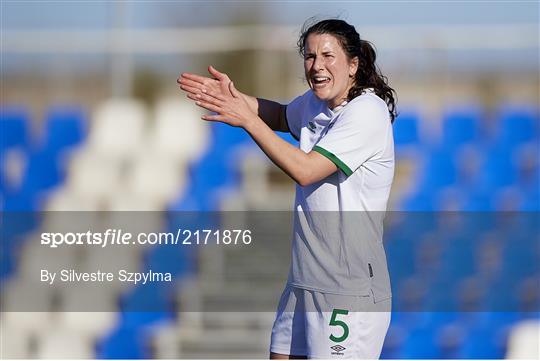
[179, 312, 275, 330]
[177, 328, 269, 358]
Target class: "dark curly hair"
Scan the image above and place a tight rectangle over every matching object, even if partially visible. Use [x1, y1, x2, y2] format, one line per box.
[298, 18, 397, 123]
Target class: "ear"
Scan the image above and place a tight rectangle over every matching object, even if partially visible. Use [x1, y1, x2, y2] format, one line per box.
[349, 56, 359, 77]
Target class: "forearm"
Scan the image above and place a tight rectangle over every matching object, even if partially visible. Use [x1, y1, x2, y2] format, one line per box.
[244, 117, 316, 186]
[192, 80, 337, 185]
[243, 95, 288, 132]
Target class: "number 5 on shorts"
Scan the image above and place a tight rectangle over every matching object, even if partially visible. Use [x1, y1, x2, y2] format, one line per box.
[329, 309, 349, 343]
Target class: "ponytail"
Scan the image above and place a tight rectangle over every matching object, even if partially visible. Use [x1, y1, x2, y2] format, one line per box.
[349, 40, 397, 123]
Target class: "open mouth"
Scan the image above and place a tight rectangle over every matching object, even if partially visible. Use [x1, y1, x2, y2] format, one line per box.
[311, 76, 331, 87]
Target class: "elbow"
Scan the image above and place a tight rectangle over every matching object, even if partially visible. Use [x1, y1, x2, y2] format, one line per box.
[295, 170, 317, 187]
[292, 152, 335, 186]
[297, 177, 311, 187]
[293, 155, 333, 187]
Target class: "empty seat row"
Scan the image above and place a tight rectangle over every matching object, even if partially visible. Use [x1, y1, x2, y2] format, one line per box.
[394, 104, 539, 149]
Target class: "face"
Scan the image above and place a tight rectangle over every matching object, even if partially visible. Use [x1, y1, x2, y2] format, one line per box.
[303, 33, 358, 109]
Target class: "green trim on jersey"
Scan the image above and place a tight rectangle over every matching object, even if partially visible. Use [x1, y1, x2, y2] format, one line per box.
[312, 146, 353, 177]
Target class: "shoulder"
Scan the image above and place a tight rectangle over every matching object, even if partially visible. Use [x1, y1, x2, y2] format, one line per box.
[343, 90, 389, 121]
[333, 90, 391, 137]
[336, 93, 389, 135]
[288, 89, 313, 106]
[287, 90, 326, 126]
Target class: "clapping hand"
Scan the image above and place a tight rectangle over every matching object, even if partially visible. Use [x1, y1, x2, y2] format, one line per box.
[177, 65, 233, 102]
[177, 66, 258, 128]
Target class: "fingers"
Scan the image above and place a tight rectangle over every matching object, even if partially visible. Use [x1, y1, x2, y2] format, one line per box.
[186, 93, 201, 102]
[208, 65, 230, 81]
[187, 89, 226, 105]
[179, 73, 221, 94]
[228, 81, 240, 98]
[201, 113, 227, 122]
[178, 77, 203, 89]
[180, 72, 211, 84]
[178, 75, 224, 99]
[194, 99, 223, 114]
[201, 88, 227, 102]
[201, 113, 239, 128]
[179, 83, 201, 96]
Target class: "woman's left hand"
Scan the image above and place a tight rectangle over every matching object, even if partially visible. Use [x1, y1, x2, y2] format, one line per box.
[194, 81, 258, 128]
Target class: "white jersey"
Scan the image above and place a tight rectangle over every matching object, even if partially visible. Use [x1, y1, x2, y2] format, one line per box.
[285, 89, 394, 301]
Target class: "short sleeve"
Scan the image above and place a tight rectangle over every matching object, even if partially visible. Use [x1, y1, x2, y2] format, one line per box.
[285, 91, 310, 141]
[312, 96, 390, 177]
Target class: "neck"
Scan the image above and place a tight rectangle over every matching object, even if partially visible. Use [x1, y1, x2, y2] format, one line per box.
[329, 82, 354, 109]
[328, 95, 349, 110]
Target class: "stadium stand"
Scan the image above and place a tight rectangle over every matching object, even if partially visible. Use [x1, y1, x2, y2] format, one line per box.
[1, 100, 538, 358]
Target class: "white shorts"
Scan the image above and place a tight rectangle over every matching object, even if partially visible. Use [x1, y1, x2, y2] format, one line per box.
[270, 285, 391, 359]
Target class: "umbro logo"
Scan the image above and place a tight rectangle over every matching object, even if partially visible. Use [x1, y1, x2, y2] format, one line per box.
[330, 344, 346, 355]
[308, 121, 317, 133]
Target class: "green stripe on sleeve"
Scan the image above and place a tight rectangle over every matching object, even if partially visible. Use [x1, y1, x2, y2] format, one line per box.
[312, 146, 353, 177]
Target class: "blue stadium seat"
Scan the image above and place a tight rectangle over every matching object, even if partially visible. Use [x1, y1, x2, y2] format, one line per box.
[0, 166, 5, 194]
[521, 191, 540, 211]
[0, 247, 14, 279]
[478, 148, 517, 190]
[398, 314, 464, 358]
[432, 187, 468, 211]
[390, 312, 432, 330]
[425, 279, 459, 312]
[2, 191, 42, 211]
[19, 149, 63, 195]
[399, 191, 436, 211]
[96, 325, 152, 359]
[459, 314, 516, 359]
[500, 239, 538, 279]
[515, 277, 540, 312]
[435, 322, 467, 359]
[513, 143, 539, 195]
[120, 311, 174, 328]
[120, 282, 176, 314]
[420, 150, 458, 190]
[386, 237, 415, 283]
[493, 104, 539, 148]
[42, 106, 86, 153]
[1, 106, 29, 150]
[441, 105, 483, 149]
[172, 159, 238, 211]
[452, 145, 484, 188]
[493, 187, 528, 211]
[169, 122, 252, 211]
[455, 277, 489, 312]
[483, 278, 520, 312]
[438, 236, 475, 280]
[400, 326, 440, 358]
[462, 191, 493, 211]
[394, 110, 420, 146]
[211, 121, 251, 150]
[145, 244, 192, 275]
[380, 323, 407, 359]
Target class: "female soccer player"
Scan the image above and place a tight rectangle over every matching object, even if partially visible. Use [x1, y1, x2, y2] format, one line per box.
[178, 18, 397, 359]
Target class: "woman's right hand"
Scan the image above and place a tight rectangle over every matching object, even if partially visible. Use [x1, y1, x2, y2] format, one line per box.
[178, 66, 246, 107]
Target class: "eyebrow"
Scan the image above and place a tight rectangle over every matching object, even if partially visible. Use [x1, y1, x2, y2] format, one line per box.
[304, 51, 334, 56]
